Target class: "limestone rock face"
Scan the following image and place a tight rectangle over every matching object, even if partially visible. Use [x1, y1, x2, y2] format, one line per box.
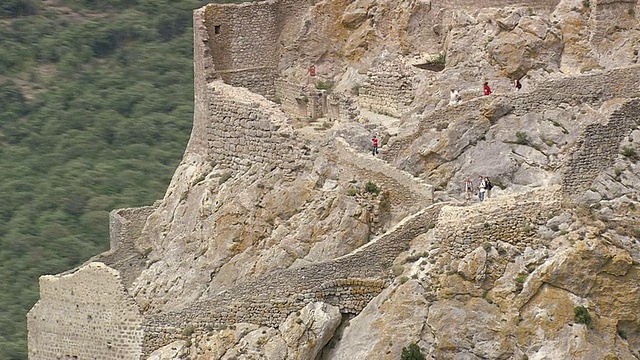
[279, 302, 342, 359]
[181, 302, 340, 360]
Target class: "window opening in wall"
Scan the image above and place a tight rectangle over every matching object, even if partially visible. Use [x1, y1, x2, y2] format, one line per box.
[214, 25, 221, 34]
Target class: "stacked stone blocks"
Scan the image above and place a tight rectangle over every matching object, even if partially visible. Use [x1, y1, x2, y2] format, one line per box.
[562, 98, 640, 198]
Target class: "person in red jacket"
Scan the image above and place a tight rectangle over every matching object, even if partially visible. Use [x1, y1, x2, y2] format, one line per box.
[372, 135, 379, 156]
[483, 81, 492, 95]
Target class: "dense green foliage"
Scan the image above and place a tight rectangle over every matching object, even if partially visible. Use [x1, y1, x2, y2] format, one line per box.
[401, 342, 425, 360]
[0, 0, 210, 358]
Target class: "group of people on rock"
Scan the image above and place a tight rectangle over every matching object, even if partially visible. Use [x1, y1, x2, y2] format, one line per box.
[449, 78, 522, 106]
[464, 176, 493, 203]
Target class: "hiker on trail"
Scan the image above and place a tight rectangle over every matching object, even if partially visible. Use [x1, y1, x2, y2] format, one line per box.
[372, 135, 379, 156]
[449, 89, 462, 106]
[464, 177, 474, 203]
[484, 177, 493, 199]
[483, 81, 492, 96]
[477, 176, 486, 202]
[514, 78, 522, 91]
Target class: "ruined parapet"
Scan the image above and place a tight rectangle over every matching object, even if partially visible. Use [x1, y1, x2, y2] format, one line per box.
[359, 59, 418, 118]
[562, 98, 640, 200]
[589, 0, 637, 47]
[336, 137, 433, 211]
[27, 263, 144, 360]
[435, 187, 562, 259]
[204, 80, 312, 172]
[140, 203, 443, 353]
[108, 205, 157, 253]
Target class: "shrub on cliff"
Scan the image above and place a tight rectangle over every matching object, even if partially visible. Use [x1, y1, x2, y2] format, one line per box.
[401, 342, 425, 360]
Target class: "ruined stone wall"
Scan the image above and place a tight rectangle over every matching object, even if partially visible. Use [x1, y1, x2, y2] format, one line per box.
[274, 78, 310, 119]
[141, 203, 444, 353]
[202, 2, 279, 97]
[562, 98, 640, 198]
[384, 66, 640, 164]
[201, 0, 312, 98]
[327, 92, 360, 121]
[336, 138, 433, 211]
[107, 206, 156, 253]
[435, 0, 561, 11]
[589, 0, 637, 46]
[359, 60, 417, 118]
[511, 66, 640, 115]
[436, 188, 562, 260]
[205, 81, 311, 172]
[27, 263, 144, 360]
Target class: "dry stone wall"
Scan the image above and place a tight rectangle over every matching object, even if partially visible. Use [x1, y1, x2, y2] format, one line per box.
[562, 98, 640, 198]
[205, 81, 312, 172]
[335, 138, 433, 210]
[435, 188, 562, 260]
[27, 263, 144, 360]
[141, 203, 444, 354]
[359, 60, 417, 118]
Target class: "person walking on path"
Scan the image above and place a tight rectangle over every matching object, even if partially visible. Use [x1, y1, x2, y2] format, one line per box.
[484, 177, 493, 199]
[477, 176, 486, 202]
[483, 81, 492, 96]
[372, 135, 379, 156]
[464, 177, 474, 203]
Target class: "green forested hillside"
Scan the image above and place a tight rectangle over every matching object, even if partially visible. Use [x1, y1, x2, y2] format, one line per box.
[0, 0, 209, 358]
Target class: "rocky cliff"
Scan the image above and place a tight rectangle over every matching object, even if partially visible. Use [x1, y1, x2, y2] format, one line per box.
[28, 0, 640, 359]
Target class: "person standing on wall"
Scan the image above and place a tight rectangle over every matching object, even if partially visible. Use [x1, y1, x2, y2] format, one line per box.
[464, 177, 474, 203]
[372, 134, 379, 156]
[484, 177, 493, 199]
[514, 78, 522, 91]
[477, 176, 486, 202]
[483, 81, 492, 96]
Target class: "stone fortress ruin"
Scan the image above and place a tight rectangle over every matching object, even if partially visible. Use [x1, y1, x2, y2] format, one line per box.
[27, 0, 640, 359]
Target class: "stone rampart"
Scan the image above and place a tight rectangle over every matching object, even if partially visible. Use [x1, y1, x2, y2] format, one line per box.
[200, 0, 312, 98]
[435, 188, 562, 260]
[359, 59, 417, 118]
[562, 98, 640, 199]
[202, 1, 279, 98]
[336, 137, 433, 210]
[141, 203, 444, 354]
[27, 263, 144, 360]
[204, 80, 312, 172]
[384, 66, 640, 165]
